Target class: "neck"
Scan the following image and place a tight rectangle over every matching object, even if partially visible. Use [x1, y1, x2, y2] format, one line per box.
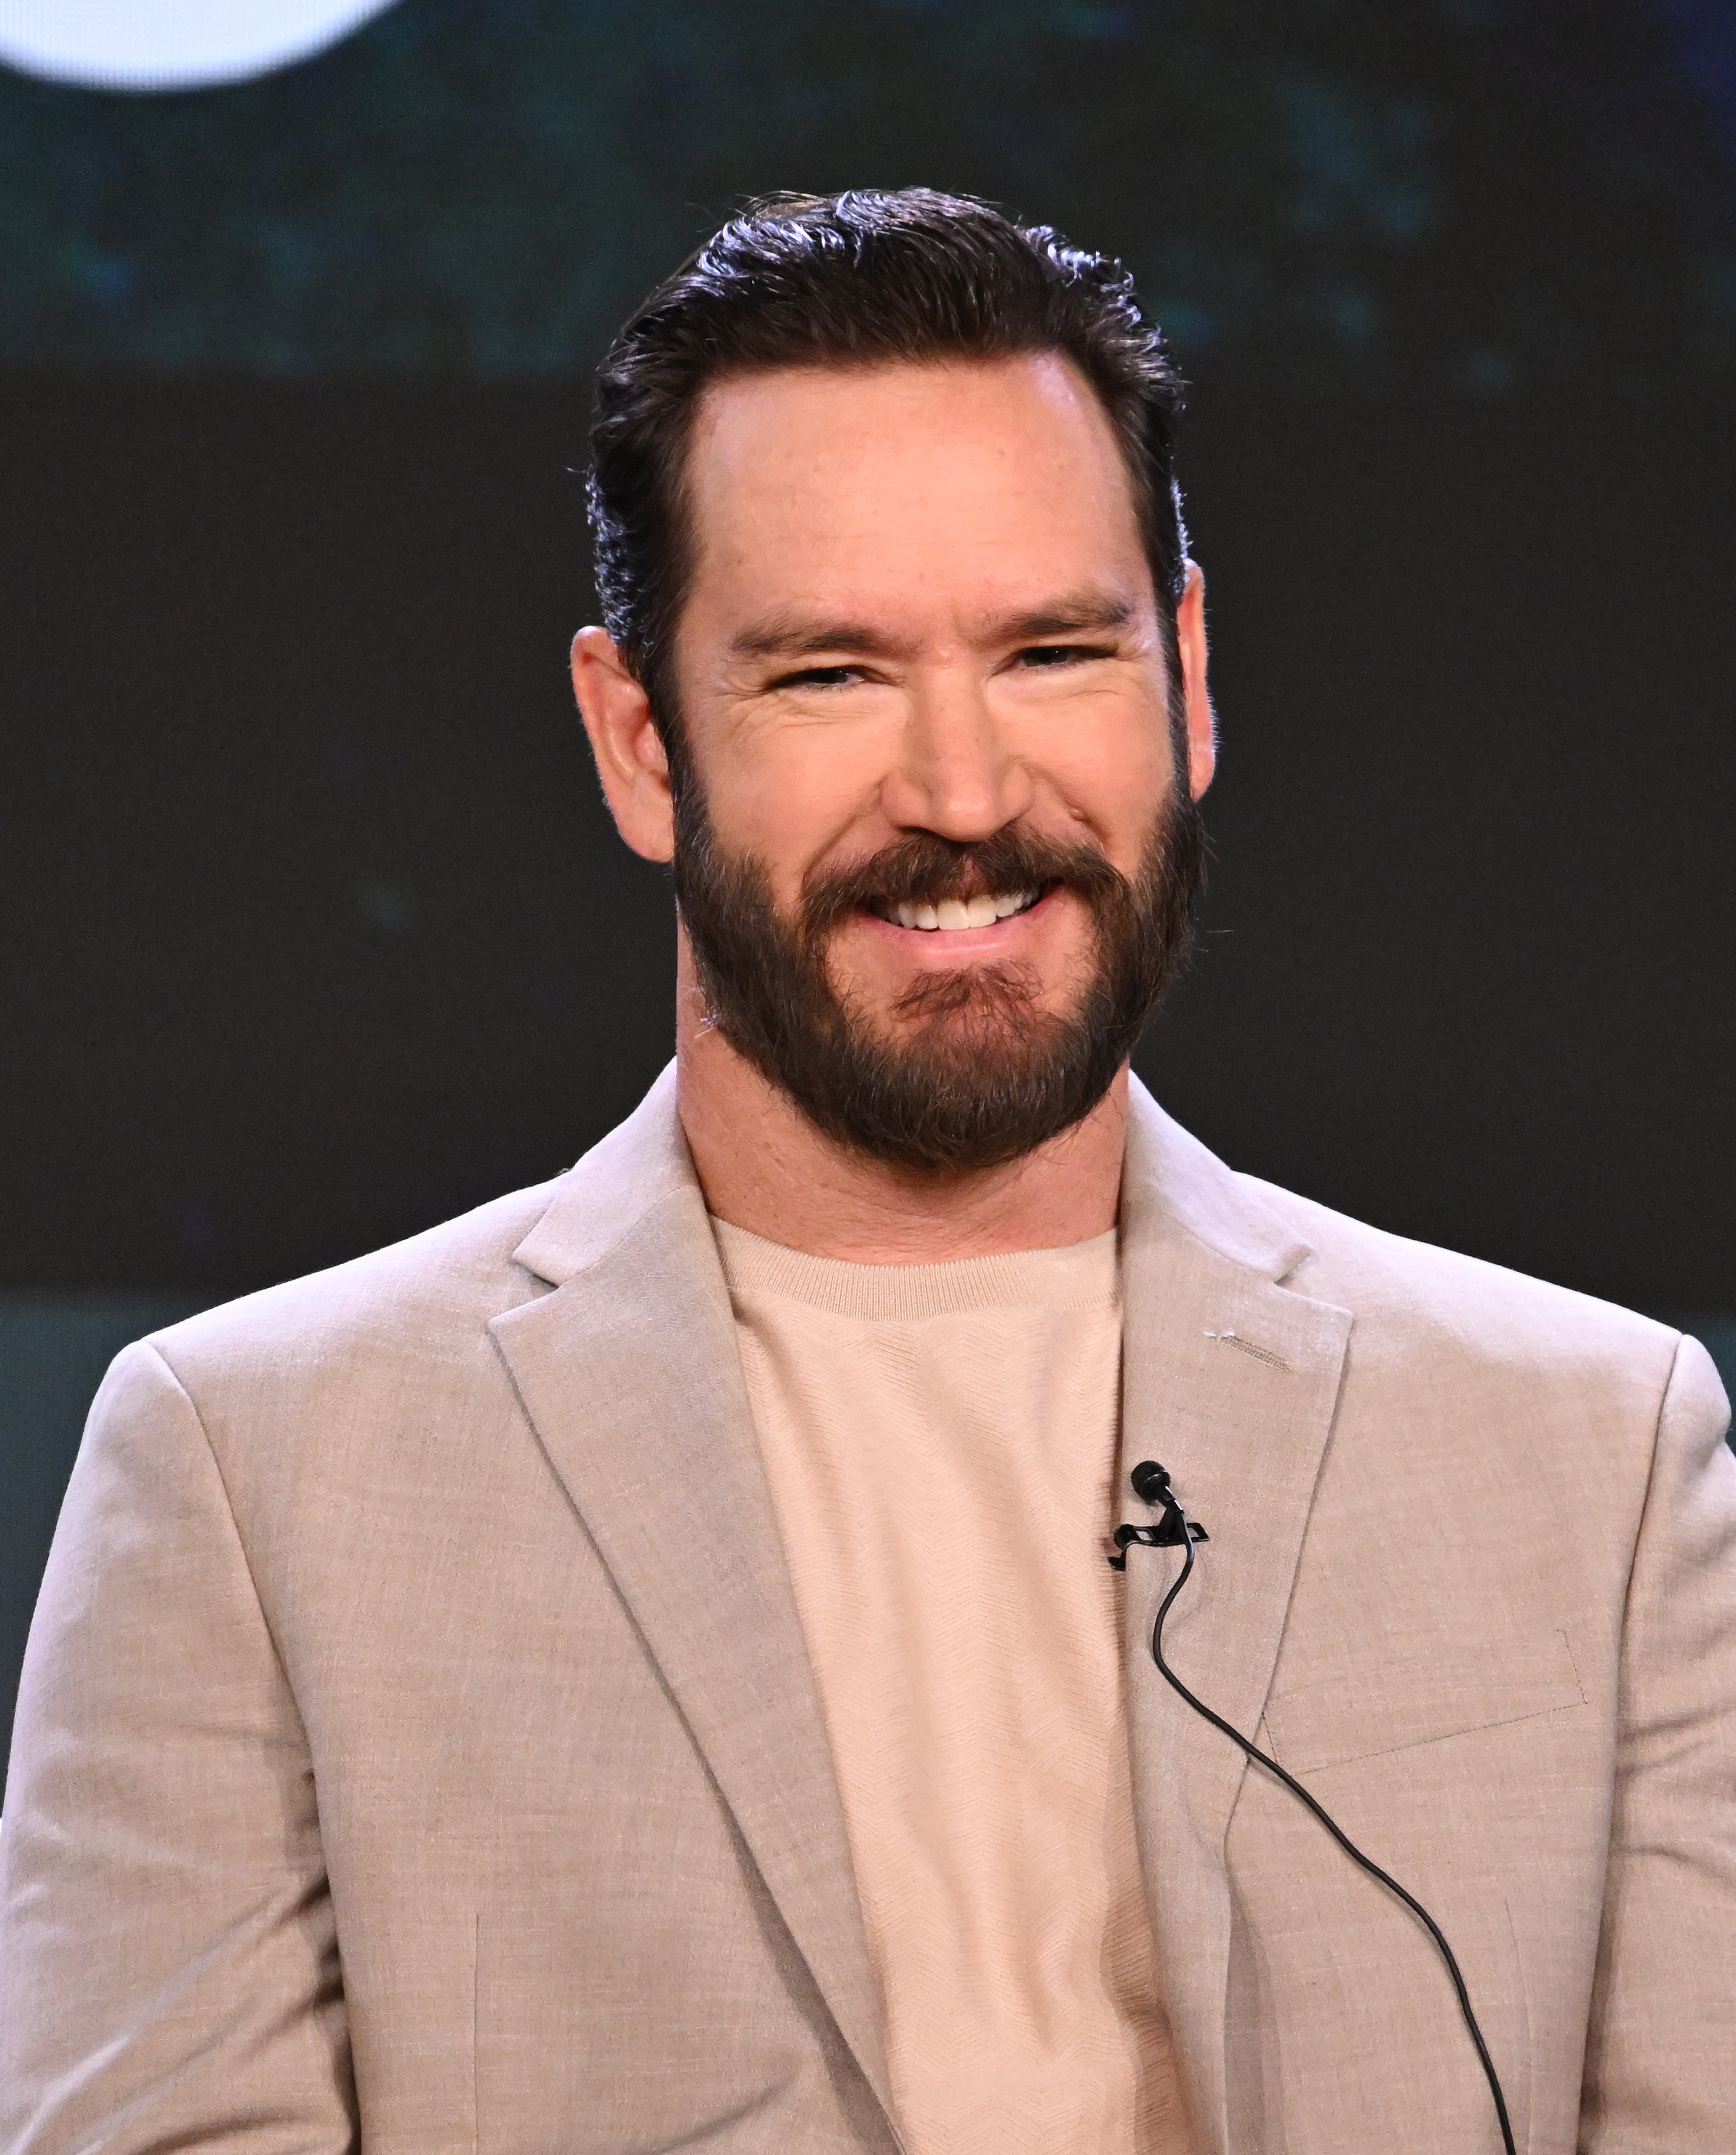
[673, 937, 1129, 1264]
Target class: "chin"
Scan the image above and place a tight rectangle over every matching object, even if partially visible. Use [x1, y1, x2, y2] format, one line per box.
[877, 979, 1075, 1058]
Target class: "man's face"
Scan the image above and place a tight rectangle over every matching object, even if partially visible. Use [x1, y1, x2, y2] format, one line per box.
[604, 353, 1213, 1171]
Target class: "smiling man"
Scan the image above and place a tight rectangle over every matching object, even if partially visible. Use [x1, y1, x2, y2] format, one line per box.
[4, 190, 1735, 2155]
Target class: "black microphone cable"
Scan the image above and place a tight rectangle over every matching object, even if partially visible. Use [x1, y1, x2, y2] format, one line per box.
[1113, 1460, 1517, 2155]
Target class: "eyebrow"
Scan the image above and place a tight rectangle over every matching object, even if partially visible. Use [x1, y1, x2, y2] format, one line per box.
[997, 593, 1137, 642]
[731, 590, 1138, 663]
[731, 618, 907, 662]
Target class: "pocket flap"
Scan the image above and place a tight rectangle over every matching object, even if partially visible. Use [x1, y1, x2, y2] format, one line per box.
[1262, 1628, 1587, 1773]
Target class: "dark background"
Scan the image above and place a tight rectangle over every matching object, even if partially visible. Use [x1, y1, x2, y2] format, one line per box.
[3, 0, 1733, 1777]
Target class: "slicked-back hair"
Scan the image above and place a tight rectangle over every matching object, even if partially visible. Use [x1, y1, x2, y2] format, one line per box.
[586, 188, 1189, 791]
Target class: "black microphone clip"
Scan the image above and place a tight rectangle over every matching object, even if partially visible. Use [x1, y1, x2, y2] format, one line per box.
[1107, 1459, 1209, 1569]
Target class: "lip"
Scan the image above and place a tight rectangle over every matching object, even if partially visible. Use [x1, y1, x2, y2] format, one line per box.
[854, 882, 1063, 953]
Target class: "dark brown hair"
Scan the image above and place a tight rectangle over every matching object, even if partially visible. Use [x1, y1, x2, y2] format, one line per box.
[586, 187, 1189, 786]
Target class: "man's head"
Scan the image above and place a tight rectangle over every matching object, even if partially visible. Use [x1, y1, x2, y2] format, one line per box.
[575, 189, 1215, 1176]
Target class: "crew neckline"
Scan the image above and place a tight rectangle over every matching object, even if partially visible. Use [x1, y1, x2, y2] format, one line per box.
[710, 1218, 1120, 1321]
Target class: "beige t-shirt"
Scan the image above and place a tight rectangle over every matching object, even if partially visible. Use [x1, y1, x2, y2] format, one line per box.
[713, 1219, 1190, 2155]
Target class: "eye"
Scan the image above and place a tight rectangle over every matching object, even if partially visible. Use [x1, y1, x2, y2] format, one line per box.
[768, 664, 862, 691]
[1016, 643, 1114, 670]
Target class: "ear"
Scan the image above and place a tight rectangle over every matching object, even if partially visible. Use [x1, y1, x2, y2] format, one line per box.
[571, 626, 675, 863]
[1175, 562, 1216, 800]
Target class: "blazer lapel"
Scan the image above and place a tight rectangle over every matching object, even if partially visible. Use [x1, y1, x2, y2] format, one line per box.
[487, 1069, 895, 2128]
[1118, 1081, 1353, 2155]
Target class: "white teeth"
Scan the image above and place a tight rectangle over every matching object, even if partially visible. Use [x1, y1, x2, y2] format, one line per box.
[888, 888, 1040, 931]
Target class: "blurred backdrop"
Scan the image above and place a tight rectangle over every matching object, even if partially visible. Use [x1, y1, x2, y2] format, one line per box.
[3, 0, 1733, 1779]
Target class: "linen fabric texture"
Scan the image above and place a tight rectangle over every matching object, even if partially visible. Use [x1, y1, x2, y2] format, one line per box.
[3, 1068, 1734, 2154]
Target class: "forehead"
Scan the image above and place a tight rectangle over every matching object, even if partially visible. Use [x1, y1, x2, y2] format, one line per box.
[680, 353, 1152, 628]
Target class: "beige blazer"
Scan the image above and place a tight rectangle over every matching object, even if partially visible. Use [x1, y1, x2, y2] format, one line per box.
[4, 1069, 1733, 2155]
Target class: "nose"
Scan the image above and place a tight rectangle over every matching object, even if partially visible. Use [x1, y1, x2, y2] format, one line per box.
[879, 665, 1036, 842]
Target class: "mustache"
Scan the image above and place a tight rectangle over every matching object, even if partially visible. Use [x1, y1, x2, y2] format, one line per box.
[799, 827, 1128, 939]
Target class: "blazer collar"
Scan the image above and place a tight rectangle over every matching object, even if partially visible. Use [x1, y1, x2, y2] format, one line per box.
[491, 1065, 897, 2131]
[1118, 1079, 1353, 2155]
[510, 1066, 1316, 1293]
[507, 1061, 697, 1285]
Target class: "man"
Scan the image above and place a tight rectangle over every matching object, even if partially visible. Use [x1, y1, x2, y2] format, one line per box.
[3, 189, 1732, 2155]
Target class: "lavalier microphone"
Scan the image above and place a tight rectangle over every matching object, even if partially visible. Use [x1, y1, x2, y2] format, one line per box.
[1107, 1460, 1207, 1566]
[1130, 1458, 1171, 1505]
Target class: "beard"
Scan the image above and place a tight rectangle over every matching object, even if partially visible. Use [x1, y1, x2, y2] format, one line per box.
[671, 775, 1205, 1177]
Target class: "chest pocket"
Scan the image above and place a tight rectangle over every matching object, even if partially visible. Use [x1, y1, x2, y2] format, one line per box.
[1261, 1627, 1587, 1774]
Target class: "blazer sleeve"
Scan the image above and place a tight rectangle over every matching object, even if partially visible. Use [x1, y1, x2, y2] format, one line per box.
[0, 1341, 356, 2155]
[1580, 1332, 1736, 2151]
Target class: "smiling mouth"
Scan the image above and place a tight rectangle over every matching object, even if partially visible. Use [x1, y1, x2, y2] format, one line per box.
[868, 886, 1044, 933]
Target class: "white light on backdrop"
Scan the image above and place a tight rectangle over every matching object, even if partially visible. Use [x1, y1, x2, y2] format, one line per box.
[0, 0, 403, 91]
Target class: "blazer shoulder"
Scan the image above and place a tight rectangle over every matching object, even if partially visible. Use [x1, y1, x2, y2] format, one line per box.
[138, 1172, 574, 1398]
[1241, 1173, 1687, 1407]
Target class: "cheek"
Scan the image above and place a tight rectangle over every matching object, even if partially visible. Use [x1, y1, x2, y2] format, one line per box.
[1034, 718, 1175, 864]
[697, 715, 893, 891]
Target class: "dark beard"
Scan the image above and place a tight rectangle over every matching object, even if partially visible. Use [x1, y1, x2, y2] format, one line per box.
[672, 783, 1205, 1176]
